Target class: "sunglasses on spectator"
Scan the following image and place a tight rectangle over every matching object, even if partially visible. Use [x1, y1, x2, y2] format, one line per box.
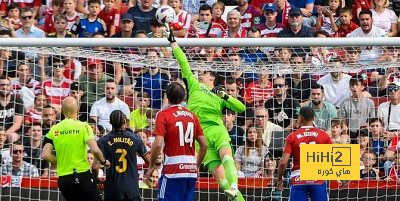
[388, 86, 399, 92]
[273, 84, 285, 88]
[53, 64, 65, 68]
[21, 15, 33, 20]
[13, 150, 24, 154]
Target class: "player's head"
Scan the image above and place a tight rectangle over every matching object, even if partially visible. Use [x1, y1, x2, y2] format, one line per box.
[110, 110, 126, 132]
[202, 71, 219, 89]
[61, 97, 79, 118]
[166, 82, 186, 105]
[298, 106, 315, 127]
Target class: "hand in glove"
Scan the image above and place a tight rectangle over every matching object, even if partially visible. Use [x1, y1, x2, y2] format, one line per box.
[167, 25, 176, 44]
[212, 86, 229, 100]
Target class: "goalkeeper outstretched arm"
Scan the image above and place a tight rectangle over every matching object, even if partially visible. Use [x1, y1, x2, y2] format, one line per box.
[169, 34, 245, 114]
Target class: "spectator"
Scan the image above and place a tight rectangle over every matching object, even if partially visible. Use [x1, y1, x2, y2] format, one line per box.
[368, 118, 386, 171]
[62, 54, 82, 81]
[347, 10, 387, 65]
[377, 81, 400, 132]
[129, 92, 150, 131]
[64, 0, 82, 31]
[145, 109, 158, 135]
[235, 124, 268, 177]
[47, 14, 73, 38]
[188, 4, 224, 38]
[128, 0, 157, 34]
[286, 54, 317, 103]
[42, 56, 73, 109]
[370, 0, 398, 37]
[358, 128, 370, 157]
[10, 63, 41, 104]
[238, 27, 269, 64]
[211, 2, 227, 30]
[328, 119, 350, 144]
[360, 149, 380, 180]
[4, 3, 22, 31]
[254, 107, 283, 148]
[42, 0, 65, 35]
[273, 0, 293, 26]
[41, 106, 57, 135]
[234, 0, 262, 30]
[169, 0, 191, 37]
[305, 85, 337, 131]
[99, 0, 120, 37]
[112, 13, 135, 37]
[25, 94, 49, 125]
[147, 19, 171, 58]
[222, 108, 245, 152]
[277, 7, 314, 37]
[23, 124, 49, 176]
[90, 80, 130, 132]
[275, 47, 291, 68]
[0, 127, 11, 164]
[336, 6, 359, 37]
[0, 76, 24, 142]
[243, 65, 274, 107]
[222, 9, 247, 39]
[1, 141, 39, 177]
[316, 0, 340, 36]
[71, 0, 107, 37]
[386, 152, 400, 182]
[16, 8, 45, 39]
[68, 82, 89, 122]
[224, 78, 253, 128]
[259, 3, 286, 38]
[182, 0, 216, 15]
[339, 75, 375, 135]
[87, 151, 103, 177]
[79, 58, 114, 107]
[133, 49, 170, 109]
[263, 156, 277, 178]
[287, 0, 316, 27]
[137, 129, 151, 150]
[264, 76, 300, 131]
[317, 63, 352, 107]
[10, 0, 40, 18]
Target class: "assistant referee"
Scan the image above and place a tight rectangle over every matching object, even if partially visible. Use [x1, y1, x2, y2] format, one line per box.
[42, 97, 109, 201]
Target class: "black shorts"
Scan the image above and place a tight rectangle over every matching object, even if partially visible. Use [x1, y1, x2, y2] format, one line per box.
[58, 170, 102, 201]
[104, 197, 142, 201]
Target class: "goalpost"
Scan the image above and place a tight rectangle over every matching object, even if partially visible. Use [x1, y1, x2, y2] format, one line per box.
[0, 37, 399, 201]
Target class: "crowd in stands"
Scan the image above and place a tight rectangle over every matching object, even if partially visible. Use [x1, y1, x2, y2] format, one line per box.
[0, 0, 400, 188]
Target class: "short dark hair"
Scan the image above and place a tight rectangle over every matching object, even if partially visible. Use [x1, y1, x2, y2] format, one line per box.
[146, 109, 159, 119]
[7, 3, 20, 12]
[48, 55, 66, 66]
[247, 26, 261, 35]
[311, 84, 324, 92]
[349, 75, 364, 86]
[166, 82, 186, 104]
[137, 91, 150, 99]
[150, 18, 163, 27]
[135, 30, 147, 36]
[359, 9, 372, 18]
[225, 78, 236, 85]
[88, 0, 101, 6]
[299, 106, 315, 122]
[313, 30, 329, 37]
[339, 7, 352, 15]
[222, 108, 235, 116]
[368, 117, 384, 126]
[20, 7, 32, 14]
[206, 71, 220, 87]
[199, 4, 212, 13]
[0, 29, 12, 37]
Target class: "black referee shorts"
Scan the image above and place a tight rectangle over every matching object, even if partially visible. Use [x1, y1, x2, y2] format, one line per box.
[58, 170, 102, 201]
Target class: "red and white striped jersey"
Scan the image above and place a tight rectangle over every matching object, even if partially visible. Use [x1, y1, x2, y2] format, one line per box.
[11, 78, 41, 96]
[65, 12, 82, 31]
[243, 80, 274, 103]
[10, 0, 41, 9]
[153, 105, 203, 178]
[388, 71, 400, 83]
[25, 107, 42, 124]
[173, 10, 191, 30]
[235, 5, 262, 30]
[211, 17, 228, 30]
[187, 22, 224, 38]
[42, 77, 73, 105]
[222, 26, 247, 38]
[64, 59, 82, 80]
[259, 23, 286, 38]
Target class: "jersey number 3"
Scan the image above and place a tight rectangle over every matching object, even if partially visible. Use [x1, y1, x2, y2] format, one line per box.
[176, 121, 194, 147]
[115, 149, 127, 173]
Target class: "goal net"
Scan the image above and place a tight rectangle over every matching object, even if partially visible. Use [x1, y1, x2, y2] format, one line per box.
[0, 37, 399, 201]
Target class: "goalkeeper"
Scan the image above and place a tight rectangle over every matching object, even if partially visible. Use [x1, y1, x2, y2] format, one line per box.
[168, 29, 246, 201]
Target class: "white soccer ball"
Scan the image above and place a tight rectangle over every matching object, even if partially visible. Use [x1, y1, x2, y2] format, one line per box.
[155, 5, 176, 25]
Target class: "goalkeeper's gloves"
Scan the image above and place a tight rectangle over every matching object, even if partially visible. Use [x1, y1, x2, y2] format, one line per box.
[167, 26, 176, 44]
[212, 86, 229, 101]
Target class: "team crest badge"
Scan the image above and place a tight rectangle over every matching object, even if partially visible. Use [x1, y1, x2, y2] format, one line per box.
[253, 16, 261, 25]
[54, 130, 59, 137]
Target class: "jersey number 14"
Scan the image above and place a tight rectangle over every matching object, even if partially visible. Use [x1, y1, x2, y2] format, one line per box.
[175, 121, 194, 147]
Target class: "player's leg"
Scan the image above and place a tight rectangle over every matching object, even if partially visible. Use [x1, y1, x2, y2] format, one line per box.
[158, 175, 185, 201]
[77, 171, 103, 201]
[183, 178, 197, 201]
[309, 182, 329, 201]
[288, 185, 309, 201]
[58, 175, 82, 201]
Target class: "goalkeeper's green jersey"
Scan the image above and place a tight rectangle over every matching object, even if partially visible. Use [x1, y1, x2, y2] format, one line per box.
[173, 47, 246, 127]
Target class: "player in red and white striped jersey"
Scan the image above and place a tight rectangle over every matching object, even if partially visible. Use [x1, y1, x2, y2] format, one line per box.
[42, 57, 73, 106]
[235, 0, 262, 30]
[145, 82, 207, 201]
[277, 106, 332, 201]
[169, 0, 191, 38]
[187, 4, 224, 38]
[11, 63, 41, 97]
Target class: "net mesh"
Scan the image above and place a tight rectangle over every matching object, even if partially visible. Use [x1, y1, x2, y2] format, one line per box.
[0, 42, 399, 201]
